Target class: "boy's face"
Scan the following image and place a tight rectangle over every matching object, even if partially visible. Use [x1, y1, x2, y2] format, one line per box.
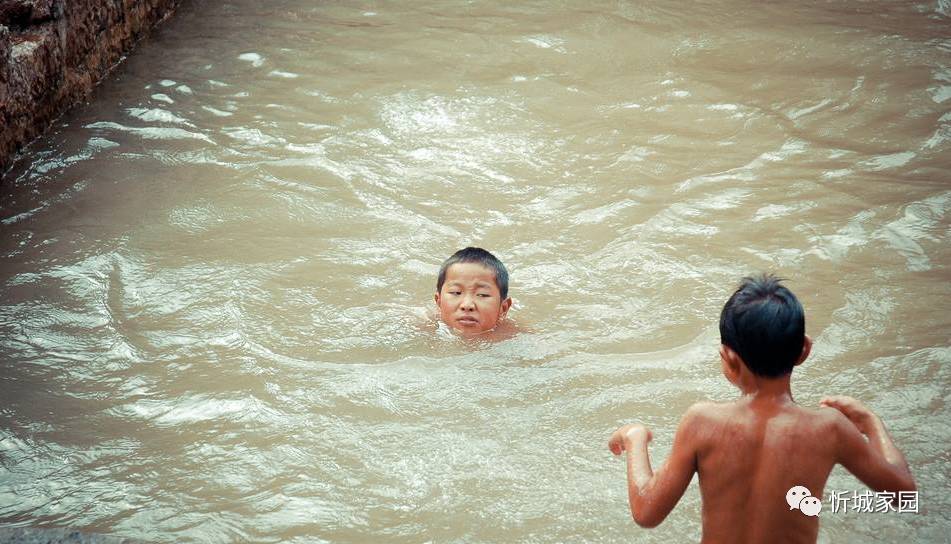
[435, 262, 512, 334]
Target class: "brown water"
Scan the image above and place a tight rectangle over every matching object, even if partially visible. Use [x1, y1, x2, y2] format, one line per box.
[1, 1, 949, 542]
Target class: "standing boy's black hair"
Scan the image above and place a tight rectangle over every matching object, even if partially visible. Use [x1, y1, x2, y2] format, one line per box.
[436, 247, 509, 300]
[719, 274, 805, 378]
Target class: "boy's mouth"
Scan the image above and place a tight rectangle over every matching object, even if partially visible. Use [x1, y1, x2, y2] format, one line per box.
[455, 316, 480, 325]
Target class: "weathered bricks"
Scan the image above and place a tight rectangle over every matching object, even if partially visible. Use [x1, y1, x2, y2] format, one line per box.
[0, 0, 181, 178]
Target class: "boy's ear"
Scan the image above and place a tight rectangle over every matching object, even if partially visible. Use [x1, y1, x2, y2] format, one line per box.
[499, 297, 512, 318]
[434, 292, 441, 305]
[719, 344, 742, 385]
[794, 335, 813, 367]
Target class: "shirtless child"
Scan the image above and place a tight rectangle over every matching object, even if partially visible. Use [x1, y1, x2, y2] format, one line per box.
[434, 247, 513, 335]
[608, 274, 916, 543]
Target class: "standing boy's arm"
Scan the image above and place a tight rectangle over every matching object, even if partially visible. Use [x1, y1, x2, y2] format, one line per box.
[608, 408, 701, 528]
[821, 395, 916, 493]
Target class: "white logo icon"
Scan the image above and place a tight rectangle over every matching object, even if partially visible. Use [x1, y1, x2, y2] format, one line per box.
[786, 486, 810, 509]
[799, 496, 822, 517]
[786, 485, 822, 517]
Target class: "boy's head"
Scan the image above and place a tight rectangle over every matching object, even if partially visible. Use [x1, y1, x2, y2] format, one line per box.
[435, 247, 512, 334]
[719, 274, 806, 378]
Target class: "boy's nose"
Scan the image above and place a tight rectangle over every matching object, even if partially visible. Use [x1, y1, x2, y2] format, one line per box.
[460, 294, 476, 310]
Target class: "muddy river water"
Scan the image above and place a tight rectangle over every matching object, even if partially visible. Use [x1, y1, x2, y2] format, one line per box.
[1, 1, 949, 542]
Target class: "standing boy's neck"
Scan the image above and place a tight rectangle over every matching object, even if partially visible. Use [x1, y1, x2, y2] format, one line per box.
[739, 374, 795, 405]
[720, 338, 812, 404]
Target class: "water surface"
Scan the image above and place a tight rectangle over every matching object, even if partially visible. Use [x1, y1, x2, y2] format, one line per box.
[1, 1, 949, 542]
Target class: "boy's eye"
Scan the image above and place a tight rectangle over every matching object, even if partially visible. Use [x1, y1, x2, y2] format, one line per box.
[478, 293, 491, 297]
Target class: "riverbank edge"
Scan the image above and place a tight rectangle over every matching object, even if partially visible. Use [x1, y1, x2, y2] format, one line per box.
[0, 527, 143, 543]
[0, 0, 183, 180]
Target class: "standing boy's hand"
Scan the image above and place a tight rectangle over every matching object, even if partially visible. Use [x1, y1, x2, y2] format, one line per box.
[609, 424, 652, 455]
[820, 395, 878, 435]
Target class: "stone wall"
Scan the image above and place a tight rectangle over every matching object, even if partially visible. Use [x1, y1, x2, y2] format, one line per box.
[0, 527, 143, 543]
[0, 0, 182, 177]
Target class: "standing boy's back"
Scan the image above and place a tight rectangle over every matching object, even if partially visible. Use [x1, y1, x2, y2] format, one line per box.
[683, 399, 844, 543]
[608, 275, 915, 543]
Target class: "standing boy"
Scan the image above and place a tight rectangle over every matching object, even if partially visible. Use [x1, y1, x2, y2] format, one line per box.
[608, 274, 916, 543]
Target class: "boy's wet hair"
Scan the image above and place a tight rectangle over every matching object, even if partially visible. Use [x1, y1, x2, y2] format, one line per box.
[719, 274, 805, 378]
[436, 247, 509, 300]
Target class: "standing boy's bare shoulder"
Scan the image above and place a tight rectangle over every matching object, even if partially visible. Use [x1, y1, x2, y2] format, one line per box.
[676, 401, 739, 447]
[815, 399, 916, 493]
[683, 400, 735, 418]
[807, 404, 848, 426]
[681, 400, 742, 427]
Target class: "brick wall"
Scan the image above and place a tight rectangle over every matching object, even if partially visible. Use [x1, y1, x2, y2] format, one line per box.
[0, 0, 182, 177]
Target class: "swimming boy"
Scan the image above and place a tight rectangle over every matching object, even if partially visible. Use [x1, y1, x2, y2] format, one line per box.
[434, 247, 512, 335]
[608, 274, 916, 543]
